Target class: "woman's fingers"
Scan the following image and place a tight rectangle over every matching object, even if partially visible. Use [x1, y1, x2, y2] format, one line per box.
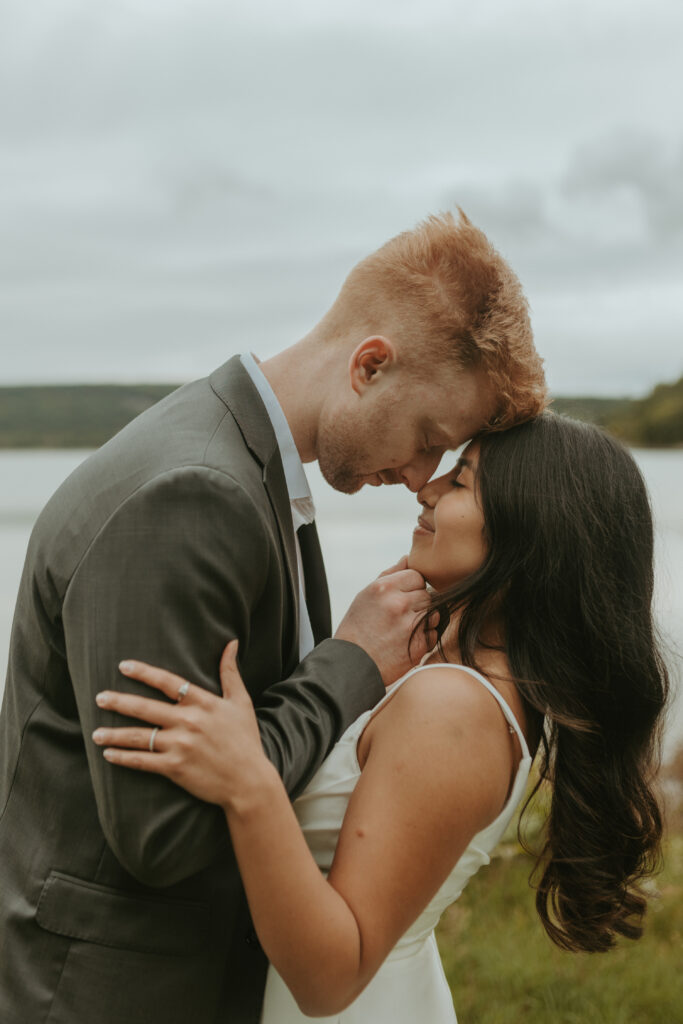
[96, 659, 209, 721]
[219, 639, 242, 699]
[95, 690, 179, 727]
[95, 639, 266, 807]
[101, 747, 171, 775]
[118, 659, 195, 703]
[92, 726, 161, 750]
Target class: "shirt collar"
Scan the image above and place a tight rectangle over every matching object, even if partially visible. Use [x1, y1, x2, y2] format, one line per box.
[240, 353, 315, 519]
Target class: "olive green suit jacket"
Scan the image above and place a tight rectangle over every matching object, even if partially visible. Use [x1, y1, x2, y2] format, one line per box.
[0, 357, 383, 1024]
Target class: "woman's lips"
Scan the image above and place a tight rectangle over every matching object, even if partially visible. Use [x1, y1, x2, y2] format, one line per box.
[414, 515, 435, 534]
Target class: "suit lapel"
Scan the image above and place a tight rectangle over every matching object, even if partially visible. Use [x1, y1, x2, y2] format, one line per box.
[210, 357, 300, 670]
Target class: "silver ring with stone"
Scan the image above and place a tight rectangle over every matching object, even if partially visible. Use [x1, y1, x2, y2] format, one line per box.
[176, 681, 190, 702]
[149, 727, 159, 752]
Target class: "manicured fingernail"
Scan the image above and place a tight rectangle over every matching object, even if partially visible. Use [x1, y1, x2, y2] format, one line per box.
[119, 660, 134, 673]
[103, 749, 115, 760]
[92, 729, 105, 742]
[95, 692, 110, 706]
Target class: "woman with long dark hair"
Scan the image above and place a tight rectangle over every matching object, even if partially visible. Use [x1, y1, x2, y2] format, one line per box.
[93, 412, 669, 1022]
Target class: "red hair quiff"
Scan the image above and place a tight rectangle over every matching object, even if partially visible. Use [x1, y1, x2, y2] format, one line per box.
[323, 210, 547, 429]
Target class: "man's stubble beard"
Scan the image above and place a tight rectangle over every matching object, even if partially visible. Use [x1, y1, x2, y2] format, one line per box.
[316, 409, 371, 495]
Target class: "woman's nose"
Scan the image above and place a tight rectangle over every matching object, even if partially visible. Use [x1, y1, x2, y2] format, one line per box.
[417, 472, 450, 507]
[417, 479, 438, 508]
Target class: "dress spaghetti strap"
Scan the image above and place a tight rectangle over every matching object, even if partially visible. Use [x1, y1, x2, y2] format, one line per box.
[366, 662, 531, 762]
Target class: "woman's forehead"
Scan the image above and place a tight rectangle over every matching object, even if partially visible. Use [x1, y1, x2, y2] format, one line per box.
[460, 440, 480, 467]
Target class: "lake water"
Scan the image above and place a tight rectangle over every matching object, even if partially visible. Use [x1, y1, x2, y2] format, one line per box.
[1, 448, 681, 760]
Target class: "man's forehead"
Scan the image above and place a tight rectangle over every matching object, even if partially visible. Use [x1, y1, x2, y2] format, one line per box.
[423, 414, 475, 449]
[439, 387, 495, 437]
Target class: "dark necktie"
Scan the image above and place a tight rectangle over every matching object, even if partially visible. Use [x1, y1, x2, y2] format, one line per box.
[296, 522, 332, 645]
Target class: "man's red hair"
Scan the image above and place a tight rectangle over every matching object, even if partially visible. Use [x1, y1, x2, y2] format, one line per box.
[323, 210, 547, 429]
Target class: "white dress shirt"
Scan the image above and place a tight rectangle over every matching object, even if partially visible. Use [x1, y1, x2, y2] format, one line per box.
[240, 353, 316, 659]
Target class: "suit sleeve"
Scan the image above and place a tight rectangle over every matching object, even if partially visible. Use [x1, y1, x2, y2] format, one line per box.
[63, 465, 383, 887]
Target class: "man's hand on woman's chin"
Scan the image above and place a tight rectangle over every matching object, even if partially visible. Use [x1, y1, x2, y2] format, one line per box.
[334, 558, 438, 687]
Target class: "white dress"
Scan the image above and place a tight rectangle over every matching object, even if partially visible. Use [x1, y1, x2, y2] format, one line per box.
[259, 663, 533, 1024]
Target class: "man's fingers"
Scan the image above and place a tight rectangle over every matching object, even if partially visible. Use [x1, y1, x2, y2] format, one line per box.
[413, 610, 441, 636]
[408, 622, 439, 662]
[379, 568, 427, 593]
[410, 594, 436, 613]
[410, 609, 440, 647]
[377, 556, 409, 578]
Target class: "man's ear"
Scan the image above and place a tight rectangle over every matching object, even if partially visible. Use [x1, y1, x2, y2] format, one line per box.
[348, 337, 396, 395]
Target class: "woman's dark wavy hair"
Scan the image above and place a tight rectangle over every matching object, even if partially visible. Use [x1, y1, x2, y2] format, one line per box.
[424, 411, 669, 953]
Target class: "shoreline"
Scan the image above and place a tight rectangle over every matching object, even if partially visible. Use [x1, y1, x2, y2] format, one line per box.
[2, 381, 682, 450]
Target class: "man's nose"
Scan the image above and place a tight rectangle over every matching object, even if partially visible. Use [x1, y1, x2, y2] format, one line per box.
[398, 451, 443, 492]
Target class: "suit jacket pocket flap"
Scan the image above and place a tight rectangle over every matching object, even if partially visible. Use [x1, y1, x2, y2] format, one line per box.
[36, 871, 212, 956]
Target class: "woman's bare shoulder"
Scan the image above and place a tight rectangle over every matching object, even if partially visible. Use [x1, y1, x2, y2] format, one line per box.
[382, 664, 510, 736]
[359, 664, 517, 793]
[352, 664, 518, 851]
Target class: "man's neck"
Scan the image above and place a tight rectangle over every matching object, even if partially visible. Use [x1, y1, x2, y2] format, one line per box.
[259, 336, 336, 464]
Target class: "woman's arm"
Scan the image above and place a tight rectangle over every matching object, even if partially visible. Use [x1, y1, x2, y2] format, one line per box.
[94, 648, 514, 1016]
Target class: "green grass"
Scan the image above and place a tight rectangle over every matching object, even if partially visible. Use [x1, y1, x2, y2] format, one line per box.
[436, 834, 683, 1023]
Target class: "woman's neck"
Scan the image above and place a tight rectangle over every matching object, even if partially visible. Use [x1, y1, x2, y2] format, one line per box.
[435, 608, 506, 666]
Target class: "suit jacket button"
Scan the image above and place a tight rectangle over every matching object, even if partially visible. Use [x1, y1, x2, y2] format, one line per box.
[245, 927, 260, 949]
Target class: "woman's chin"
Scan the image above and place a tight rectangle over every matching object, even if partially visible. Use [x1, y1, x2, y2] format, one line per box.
[406, 549, 421, 573]
[407, 552, 436, 588]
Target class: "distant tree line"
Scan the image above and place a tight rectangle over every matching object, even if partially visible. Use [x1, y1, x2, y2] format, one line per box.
[603, 376, 683, 447]
[0, 376, 681, 448]
[0, 384, 177, 448]
[551, 376, 683, 447]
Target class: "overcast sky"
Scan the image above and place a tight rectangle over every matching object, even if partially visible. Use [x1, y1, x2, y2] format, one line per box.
[1, 0, 682, 394]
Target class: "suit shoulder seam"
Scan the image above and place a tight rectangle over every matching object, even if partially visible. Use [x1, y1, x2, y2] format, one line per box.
[63, 463, 265, 605]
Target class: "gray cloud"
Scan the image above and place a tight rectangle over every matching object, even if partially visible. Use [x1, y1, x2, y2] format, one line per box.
[564, 129, 683, 241]
[447, 183, 549, 241]
[1, 0, 682, 392]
